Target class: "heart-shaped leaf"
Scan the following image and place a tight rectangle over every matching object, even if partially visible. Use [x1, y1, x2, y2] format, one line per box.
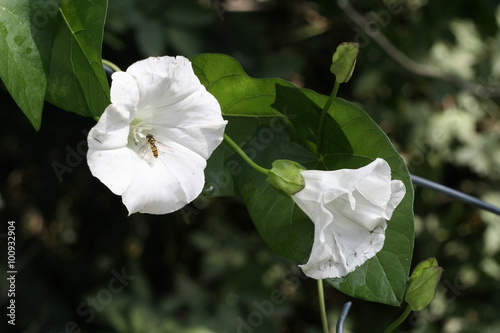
[45, 0, 110, 118]
[192, 54, 414, 305]
[0, 0, 53, 130]
[0, 0, 109, 130]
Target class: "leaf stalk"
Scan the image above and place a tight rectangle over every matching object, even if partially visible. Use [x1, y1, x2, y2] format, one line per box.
[316, 80, 340, 155]
[383, 304, 412, 333]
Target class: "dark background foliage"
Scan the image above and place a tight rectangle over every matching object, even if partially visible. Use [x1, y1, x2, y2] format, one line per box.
[1, 0, 500, 332]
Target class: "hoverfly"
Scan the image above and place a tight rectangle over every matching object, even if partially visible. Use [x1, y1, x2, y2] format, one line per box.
[137, 134, 173, 161]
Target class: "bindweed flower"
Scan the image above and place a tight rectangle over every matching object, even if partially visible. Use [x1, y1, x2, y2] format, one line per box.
[87, 56, 227, 215]
[292, 158, 406, 279]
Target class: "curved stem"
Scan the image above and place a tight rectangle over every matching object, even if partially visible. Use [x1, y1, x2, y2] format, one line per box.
[223, 133, 270, 175]
[317, 279, 330, 333]
[316, 80, 340, 155]
[102, 59, 122, 73]
[383, 304, 412, 333]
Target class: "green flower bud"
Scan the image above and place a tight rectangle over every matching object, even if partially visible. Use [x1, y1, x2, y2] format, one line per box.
[405, 258, 443, 311]
[330, 42, 359, 83]
[266, 159, 306, 196]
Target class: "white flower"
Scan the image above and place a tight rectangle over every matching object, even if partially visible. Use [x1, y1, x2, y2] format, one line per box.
[87, 56, 227, 215]
[293, 158, 406, 279]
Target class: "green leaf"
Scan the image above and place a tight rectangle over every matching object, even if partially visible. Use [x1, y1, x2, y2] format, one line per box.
[192, 54, 414, 305]
[192, 53, 295, 196]
[234, 127, 316, 262]
[191, 53, 290, 118]
[0, 0, 109, 130]
[330, 42, 359, 83]
[404, 258, 443, 311]
[0, 0, 53, 130]
[45, 0, 110, 118]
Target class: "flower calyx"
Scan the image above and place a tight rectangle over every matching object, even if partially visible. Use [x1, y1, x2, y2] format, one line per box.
[266, 159, 306, 196]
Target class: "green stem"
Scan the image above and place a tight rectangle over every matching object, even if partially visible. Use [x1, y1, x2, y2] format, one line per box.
[102, 59, 122, 73]
[316, 80, 340, 155]
[223, 133, 270, 175]
[317, 279, 330, 333]
[383, 304, 412, 333]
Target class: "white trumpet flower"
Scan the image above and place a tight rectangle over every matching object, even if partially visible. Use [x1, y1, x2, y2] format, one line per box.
[293, 158, 406, 279]
[87, 56, 227, 215]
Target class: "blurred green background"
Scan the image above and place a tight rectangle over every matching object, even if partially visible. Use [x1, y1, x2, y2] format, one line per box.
[1, 0, 500, 332]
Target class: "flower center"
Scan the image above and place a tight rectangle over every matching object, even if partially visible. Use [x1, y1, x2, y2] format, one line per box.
[130, 120, 153, 143]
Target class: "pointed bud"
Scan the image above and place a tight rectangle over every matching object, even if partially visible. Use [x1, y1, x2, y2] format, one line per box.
[330, 42, 359, 83]
[266, 160, 306, 196]
[405, 257, 443, 311]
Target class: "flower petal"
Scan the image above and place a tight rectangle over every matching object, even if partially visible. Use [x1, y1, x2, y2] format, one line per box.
[126, 56, 200, 110]
[87, 147, 137, 195]
[293, 159, 406, 279]
[120, 159, 154, 214]
[299, 213, 386, 278]
[157, 121, 227, 160]
[110, 71, 140, 112]
[155, 88, 227, 159]
[122, 144, 207, 215]
[387, 180, 406, 218]
[88, 71, 139, 151]
[354, 158, 392, 208]
[88, 105, 131, 151]
[128, 57, 227, 160]
[87, 102, 137, 194]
